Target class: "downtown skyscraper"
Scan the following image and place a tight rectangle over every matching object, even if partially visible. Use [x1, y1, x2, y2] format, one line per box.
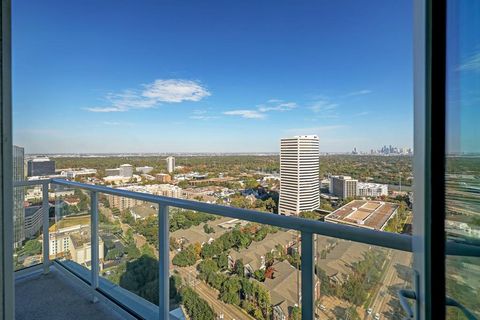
[279, 135, 320, 216]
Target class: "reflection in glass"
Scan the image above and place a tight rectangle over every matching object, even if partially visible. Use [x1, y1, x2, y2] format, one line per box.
[445, 0, 480, 318]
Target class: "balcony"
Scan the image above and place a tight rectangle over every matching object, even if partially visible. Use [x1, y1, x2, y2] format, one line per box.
[12, 179, 478, 320]
[15, 266, 124, 320]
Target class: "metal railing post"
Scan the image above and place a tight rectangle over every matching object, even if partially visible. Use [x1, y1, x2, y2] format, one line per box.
[301, 231, 314, 320]
[158, 204, 169, 319]
[90, 191, 99, 302]
[42, 182, 50, 274]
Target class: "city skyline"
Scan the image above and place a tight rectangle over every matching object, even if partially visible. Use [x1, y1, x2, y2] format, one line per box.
[12, 0, 415, 153]
[18, 139, 414, 157]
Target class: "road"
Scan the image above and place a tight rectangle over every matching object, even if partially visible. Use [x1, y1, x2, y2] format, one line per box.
[370, 250, 412, 319]
[171, 263, 254, 320]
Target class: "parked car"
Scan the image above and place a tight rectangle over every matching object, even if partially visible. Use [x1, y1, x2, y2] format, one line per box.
[367, 308, 373, 315]
[375, 313, 381, 320]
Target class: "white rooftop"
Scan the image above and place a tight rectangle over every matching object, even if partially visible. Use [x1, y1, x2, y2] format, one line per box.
[31, 157, 51, 162]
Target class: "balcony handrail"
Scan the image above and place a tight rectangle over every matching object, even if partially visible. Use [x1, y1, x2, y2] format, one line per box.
[13, 178, 51, 187]
[14, 178, 480, 257]
[51, 178, 412, 252]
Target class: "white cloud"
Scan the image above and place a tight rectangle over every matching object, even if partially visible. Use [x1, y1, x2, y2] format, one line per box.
[223, 110, 266, 119]
[190, 110, 219, 120]
[258, 102, 297, 112]
[190, 115, 219, 120]
[143, 79, 211, 102]
[86, 107, 127, 113]
[310, 100, 338, 113]
[459, 52, 480, 71]
[346, 89, 372, 97]
[224, 99, 297, 119]
[86, 79, 210, 112]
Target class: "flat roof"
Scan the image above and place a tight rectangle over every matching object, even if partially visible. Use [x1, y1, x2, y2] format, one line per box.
[324, 200, 399, 230]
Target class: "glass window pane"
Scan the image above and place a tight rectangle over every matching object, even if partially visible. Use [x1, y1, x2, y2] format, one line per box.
[445, 0, 480, 318]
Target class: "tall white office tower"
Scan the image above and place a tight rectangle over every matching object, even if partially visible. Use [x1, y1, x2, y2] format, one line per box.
[166, 156, 175, 173]
[13, 145, 25, 247]
[279, 135, 320, 216]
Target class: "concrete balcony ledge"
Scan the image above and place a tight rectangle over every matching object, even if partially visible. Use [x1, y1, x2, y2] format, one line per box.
[15, 266, 125, 320]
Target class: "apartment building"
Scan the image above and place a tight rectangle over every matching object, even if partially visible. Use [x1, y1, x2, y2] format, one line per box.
[24, 205, 43, 239]
[27, 157, 55, 177]
[46, 224, 104, 267]
[107, 184, 183, 210]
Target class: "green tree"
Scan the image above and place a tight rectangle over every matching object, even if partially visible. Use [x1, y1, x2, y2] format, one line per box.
[220, 277, 241, 305]
[233, 259, 245, 277]
[125, 243, 141, 260]
[244, 178, 259, 189]
[177, 180, 189, 188]
[181, 287, 216, 320]
[172, 245, 198, 267]
[197, 259, 219, 280]
[140, 243, 155, 258]
[22, 240, 42, 256]
[121, 210, 135, 225]
[216, 253, 229, 270]
[119, 256, 159, 304]
[170, 274, 183, 302]
[253, 269, 265, 282]
[203, 223, 215, 234]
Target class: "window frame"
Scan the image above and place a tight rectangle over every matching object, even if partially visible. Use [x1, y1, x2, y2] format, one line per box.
[413, 0, 447, 319]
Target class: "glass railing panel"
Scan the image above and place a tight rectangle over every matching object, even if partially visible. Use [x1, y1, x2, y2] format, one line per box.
[13, 183, 48, 271]
[96, 193, 159, 311]
[313, 236, 413, 320]
[169, 208, 299, 320]
[53, 185, 93, 281]
[445, 255, 480, 319]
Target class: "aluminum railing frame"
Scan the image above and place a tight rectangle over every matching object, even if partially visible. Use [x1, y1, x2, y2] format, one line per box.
[12, 178, 480, 320]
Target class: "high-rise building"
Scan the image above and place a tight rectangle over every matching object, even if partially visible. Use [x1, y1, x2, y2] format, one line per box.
[13, 145, 25, 247]
[279, 135, 320, 216]
[330, 175, 358, 199]
[27, 157, 55, 177]
[119, 164, 133, 178]
[166, 156, 175, 173]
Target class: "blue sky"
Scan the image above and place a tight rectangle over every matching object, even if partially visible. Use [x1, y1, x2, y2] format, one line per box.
[12, 0, 416, 153]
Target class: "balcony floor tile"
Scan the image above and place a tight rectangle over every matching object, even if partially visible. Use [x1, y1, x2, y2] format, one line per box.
[15, 267, 125, 320]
